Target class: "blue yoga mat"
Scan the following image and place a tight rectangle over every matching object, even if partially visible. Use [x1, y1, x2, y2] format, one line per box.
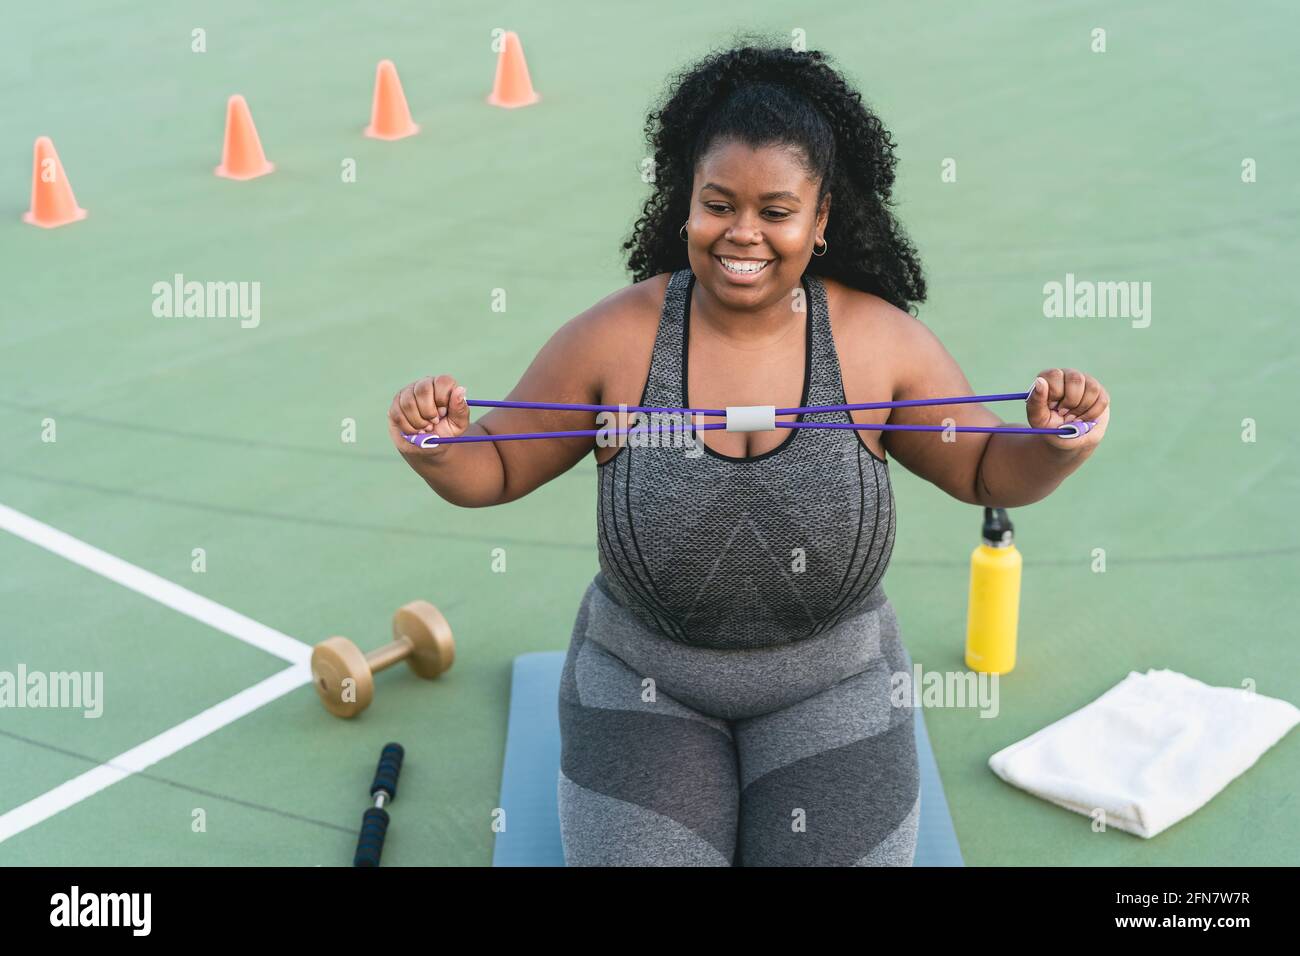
[492, 651, 964, 866]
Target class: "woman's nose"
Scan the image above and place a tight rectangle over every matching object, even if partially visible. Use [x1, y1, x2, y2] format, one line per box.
[726, 219, 763, 244]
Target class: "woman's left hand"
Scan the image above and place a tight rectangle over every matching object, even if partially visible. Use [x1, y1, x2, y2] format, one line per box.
[1026, 368, 1110, 452]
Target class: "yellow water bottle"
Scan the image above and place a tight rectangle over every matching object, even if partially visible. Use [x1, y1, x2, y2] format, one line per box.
[965, 507, 1021, 674]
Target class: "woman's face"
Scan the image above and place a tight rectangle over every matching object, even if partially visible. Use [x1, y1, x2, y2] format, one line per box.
[685, 138, 829, 308]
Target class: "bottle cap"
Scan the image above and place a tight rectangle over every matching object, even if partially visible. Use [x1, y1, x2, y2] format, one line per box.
[982, 507, 1015, 547]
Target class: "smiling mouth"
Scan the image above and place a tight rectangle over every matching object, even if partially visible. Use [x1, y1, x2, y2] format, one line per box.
[715, 255, 772, 276]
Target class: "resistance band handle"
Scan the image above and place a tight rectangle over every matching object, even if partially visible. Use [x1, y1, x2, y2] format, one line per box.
[725, 405, 776, 432]
[1058, 420, 1095, 439]
[1023, 381, 1097, 439]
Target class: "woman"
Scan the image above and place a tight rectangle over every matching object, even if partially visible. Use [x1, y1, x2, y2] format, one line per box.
[387, 44, 1110, 865]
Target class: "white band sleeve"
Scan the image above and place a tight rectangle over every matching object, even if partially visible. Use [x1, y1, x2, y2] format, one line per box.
[725, 405, 777, 432]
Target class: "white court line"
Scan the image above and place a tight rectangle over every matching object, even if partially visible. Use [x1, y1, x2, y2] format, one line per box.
[0, 502, 310, 664]
[0, 500, 317, 845]
[0, 663, 313, 845]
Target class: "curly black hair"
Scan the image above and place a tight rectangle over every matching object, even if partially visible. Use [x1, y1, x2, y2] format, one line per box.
[623, 41, 926, 314]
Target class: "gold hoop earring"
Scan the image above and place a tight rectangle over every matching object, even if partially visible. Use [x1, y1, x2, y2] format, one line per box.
[679, 221, 689, 242]
[812, 237, 828, 257]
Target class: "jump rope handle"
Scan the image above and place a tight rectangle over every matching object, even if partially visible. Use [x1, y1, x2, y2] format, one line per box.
[354, 742, 404, 867]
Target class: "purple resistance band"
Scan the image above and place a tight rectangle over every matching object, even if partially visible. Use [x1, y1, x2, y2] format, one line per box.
[401, 388, 1098, 448]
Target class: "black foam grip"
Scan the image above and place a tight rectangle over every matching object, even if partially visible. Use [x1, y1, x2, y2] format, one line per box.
[370, 742, 405, 800]
[353, 807, 390, 867]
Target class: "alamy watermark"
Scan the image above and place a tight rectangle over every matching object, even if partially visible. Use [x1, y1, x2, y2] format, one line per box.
[891, 664, 999, 718]
[50, 886, 150, 935]
[0, 665, 103, 718]
[152, 273, 260, 328]
[595, 409, 704, 457]
[1042, 272, 1150, 328]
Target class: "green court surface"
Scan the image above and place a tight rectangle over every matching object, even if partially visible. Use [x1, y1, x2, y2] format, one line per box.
[2, 1, 1297, 866]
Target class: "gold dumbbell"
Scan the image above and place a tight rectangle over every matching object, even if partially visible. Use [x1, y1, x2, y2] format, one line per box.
[311, 601, 454, 718]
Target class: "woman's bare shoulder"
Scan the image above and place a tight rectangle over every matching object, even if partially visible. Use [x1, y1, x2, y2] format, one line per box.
[820, 275, 922, 400]
[579, 272, 669, 331]
[821, 275, 920, 340]
[556, 273, 669, 371]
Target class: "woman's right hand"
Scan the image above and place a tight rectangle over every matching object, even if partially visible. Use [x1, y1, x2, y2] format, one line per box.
[387, 375, 470, 454]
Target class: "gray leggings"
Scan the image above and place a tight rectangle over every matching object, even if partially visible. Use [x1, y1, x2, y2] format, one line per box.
[557, 581, 920, 866]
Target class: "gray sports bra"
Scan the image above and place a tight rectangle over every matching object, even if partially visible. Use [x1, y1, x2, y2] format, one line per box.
[594, 268, 896, 649]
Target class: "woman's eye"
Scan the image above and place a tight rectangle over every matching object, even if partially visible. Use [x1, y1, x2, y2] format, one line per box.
[701, 203, 791, 219]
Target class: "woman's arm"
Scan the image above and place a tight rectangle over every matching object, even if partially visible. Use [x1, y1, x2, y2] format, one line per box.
[389, 290, 634, 507]
[879, 309, 1108, 507]
[975, 369, 1109, 507]
[390, 383, 512, 508]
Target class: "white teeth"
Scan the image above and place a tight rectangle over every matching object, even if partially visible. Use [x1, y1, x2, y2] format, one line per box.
[720, 257, 769, 274]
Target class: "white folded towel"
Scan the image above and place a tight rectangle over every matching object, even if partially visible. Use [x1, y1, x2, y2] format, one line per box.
[988, 668, 1300, 838]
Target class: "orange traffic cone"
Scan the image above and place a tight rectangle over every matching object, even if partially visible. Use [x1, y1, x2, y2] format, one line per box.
[487, 31, 540, 108]
[215, 94, 274, 180]
[23, 136, 87, 228]
[364, 60, 419, 140]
